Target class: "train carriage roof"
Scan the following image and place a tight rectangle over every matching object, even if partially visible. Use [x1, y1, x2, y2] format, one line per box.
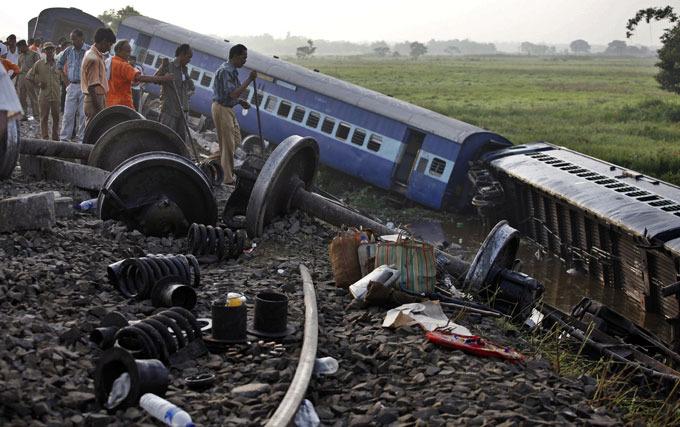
[121, 16, 510, 146]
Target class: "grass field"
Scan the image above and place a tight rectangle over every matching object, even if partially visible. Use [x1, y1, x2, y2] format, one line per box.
[290, 55, 680, 185]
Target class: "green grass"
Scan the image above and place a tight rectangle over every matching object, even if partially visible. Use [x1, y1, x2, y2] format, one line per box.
[289, 55, 680, 185]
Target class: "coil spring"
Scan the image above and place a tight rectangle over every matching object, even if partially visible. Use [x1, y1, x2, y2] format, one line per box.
[198, 159, 224, 187]
[114, 307, 202, 362]
[108, 254, 200, 300]
[187, 223, 247, 262]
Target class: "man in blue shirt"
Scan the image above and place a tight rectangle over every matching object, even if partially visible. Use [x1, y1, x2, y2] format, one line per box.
[57, 29, 89, 143]
[210, 44, 257, 185]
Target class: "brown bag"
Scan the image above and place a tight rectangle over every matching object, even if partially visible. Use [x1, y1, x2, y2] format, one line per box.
[329, 229, 367, 288]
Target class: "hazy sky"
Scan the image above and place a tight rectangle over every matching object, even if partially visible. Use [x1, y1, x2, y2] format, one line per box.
[1, 1, 676, 46]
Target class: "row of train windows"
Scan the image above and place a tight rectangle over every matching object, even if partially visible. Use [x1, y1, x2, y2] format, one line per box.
[240, 87, 382, 152]
[142, 51, 214, 88]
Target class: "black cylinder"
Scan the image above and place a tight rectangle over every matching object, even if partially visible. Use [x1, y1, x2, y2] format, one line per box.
[248, 291, 294, 338]
[90, 326, 121, 349]
[211, 300, 247, 342]
[151, 276, 197, 310]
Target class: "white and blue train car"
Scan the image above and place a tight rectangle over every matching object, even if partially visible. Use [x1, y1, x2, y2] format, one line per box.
[117, 16, 512, 211]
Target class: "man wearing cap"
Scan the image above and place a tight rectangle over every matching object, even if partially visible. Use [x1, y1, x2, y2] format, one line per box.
[58, 29, 89, 142]
[16, 40, 40, 120]
[26, 42, 61, 140]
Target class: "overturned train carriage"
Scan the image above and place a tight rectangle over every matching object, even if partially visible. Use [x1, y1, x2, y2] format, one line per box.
[470, 142, 680, 319]
[117, 16, 511, 211]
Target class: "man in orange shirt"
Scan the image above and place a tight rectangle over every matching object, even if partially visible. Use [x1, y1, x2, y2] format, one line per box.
[107, 40, 173, 109]
[81, 28, 115, 127]
[0, 58, 19, 78]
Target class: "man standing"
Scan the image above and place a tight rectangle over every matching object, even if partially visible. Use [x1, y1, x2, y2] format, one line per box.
[58, 29, 88, 142]
[107, 40, 172, 109]
[155, 44, 194, 142]
[210, 44, 257, 185]
[3, 35, 19, 66]
[128, 55, 144, 111]
[26, 42, 61, 140]
[81, 27, 115, 127]
[16, 40, 40, 120]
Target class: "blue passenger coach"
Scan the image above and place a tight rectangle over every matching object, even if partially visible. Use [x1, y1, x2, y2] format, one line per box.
[118, 16, 512, 211]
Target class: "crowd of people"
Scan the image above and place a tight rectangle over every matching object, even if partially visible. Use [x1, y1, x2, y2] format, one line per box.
[2, 26, 257, 185]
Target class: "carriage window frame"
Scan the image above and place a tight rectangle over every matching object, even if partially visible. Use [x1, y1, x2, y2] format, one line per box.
[306, 111, 320, 128]
[336, 122, 351, 140]
[277, 101, 292, 118]
[291, 106, 306, 123]
[144, 52, 155, 66]
[321, 117, 336, 134]
[200, 72, 213, 88]
[154, 56, 164, 68]
[351, 128, 366, 146]
[189, 68, 201, 81]
[430, 158, 446, 176]
[367, 134, 382, 152]
[264, 95, 279, 113]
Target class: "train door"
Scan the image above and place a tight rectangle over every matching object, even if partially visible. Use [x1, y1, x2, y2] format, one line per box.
[393, 128, 426, 185]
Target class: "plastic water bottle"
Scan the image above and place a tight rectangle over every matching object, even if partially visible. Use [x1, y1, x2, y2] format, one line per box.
[313, 356, 339, 375]
[139, 393, 195, 427]
[77, 198, 98, 211]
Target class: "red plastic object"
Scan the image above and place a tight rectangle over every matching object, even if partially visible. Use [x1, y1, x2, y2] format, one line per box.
[426, 331, 525, 363]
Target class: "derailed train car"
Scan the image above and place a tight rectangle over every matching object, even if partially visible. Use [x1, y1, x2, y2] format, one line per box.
[29, 8, 104, 44]
[117, 16, 512, 212]
[469, 143, 680, 319]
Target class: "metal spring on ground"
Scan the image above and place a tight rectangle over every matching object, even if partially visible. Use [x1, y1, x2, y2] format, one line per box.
[187, 223, 248, 263]
[107, 254, 200, 299]
[114, 307, 205, 363]
[198, 159, 224, 187]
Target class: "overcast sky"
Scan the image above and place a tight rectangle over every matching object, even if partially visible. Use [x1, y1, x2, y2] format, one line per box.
[1, 1, 675, 46]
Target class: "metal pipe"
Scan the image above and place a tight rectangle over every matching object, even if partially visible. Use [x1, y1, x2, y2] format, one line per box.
[266, 264, 318, 427]
[20, 137, 93, 159]
[169, 82, 200, 162]
[252, 80, 265, 152]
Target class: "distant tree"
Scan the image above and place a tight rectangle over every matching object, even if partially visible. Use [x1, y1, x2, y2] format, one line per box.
[296, 39, 317, 59]
[520, 42, 552, 55]
[409, 41, 427, 59]
[98, 6, 142, 33]
[569, 39, 591, 53]
[626, 6, 680, 94]
[604, 40, 628, 55]
[373, 46, 390, 56]
[444, 45, 461, 55]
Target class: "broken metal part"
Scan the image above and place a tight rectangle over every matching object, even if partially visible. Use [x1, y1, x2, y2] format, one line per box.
[20, 137, 93, 159]
[89, 311, 129, 349]
[107, 254, 200, 299]
[247, 291, 296, 339]
[83, 105, 144, 145]
[97, 152, 217, 236]
[222, 154, 267, 228]
[94, 347, 169, 411]
[114, 307, 207, 366]
[463, 220, 520, 294]
[185, 373, 217, 390]
[0, 119, 19, 180]
[87, 119, 190, 171]
[151, 275, 197, 310]
[186, 223, 247, 263]
[198, 159, 224, 187]
[265, 264, 317, 427]
[241, 134, 268, 156]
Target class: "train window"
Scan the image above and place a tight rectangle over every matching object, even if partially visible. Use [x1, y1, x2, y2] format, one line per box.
[321, 117, 335, 134]
[292, 106, 306, 122]
[253, 92, 264, 107]
[416, 158, 428, 174]
[239, 87, 251, 101]
[430, 158, 446, 176]
[351, 129, 366, 146]
[200, 72, 213, 87]
[190, 68, 200, 81]
[367, 135, 382, 152]
[306, 112, 320, 128]
[336, 122, 351, 140]
[144, 52, 155, 66]
[155, 56, 164, 68]
[264, 96, 278, 113]
[277, 101, 292, 118]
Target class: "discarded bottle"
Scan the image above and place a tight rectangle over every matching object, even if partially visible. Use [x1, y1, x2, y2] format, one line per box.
[139, 393, 195, 427]
[77, 198, 98, 211]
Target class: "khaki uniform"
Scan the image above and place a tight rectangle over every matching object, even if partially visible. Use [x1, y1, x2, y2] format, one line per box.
[17, 49, 40, 116]
[26, 59, 61, 140]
